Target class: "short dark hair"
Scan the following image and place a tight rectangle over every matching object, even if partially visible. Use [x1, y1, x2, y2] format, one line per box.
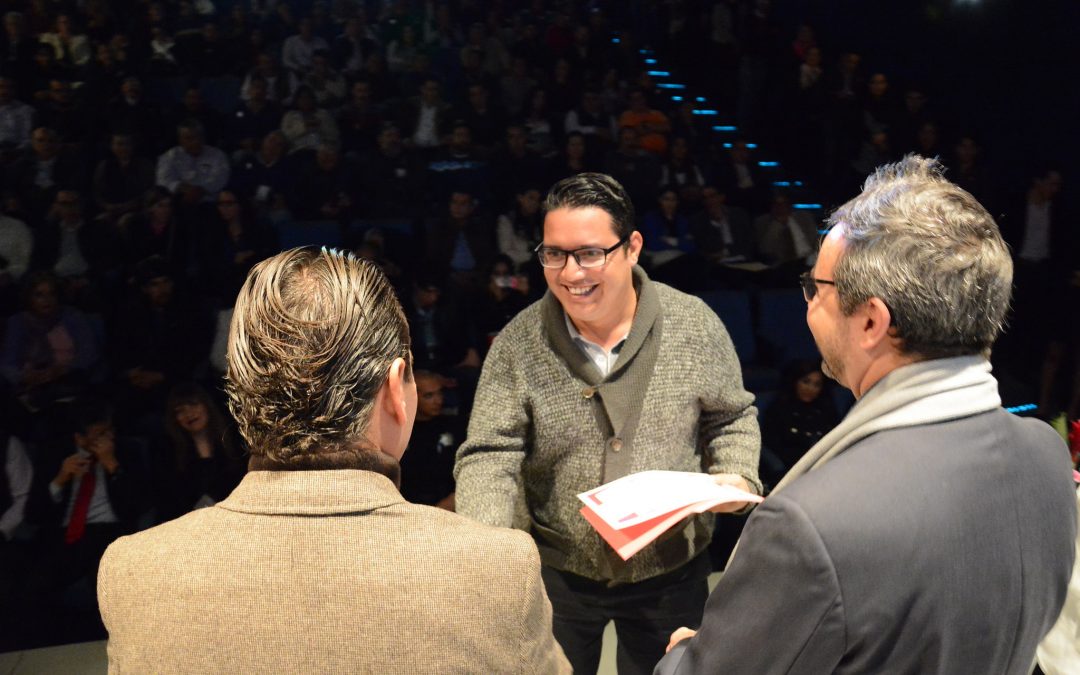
[543, 172, 636, 240]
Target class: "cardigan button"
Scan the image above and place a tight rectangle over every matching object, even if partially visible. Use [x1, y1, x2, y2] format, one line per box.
[582, 386, 597, 399]
[609, 437, 623, 452]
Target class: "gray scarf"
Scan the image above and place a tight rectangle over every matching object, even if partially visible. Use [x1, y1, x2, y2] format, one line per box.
[730, 355, 1000, 564]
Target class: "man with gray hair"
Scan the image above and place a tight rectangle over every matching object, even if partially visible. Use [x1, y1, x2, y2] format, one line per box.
[656, 155, 1077, 674]
[97, 248, 570, 673]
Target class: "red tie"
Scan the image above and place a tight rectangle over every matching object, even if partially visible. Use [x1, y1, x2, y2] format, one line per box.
[64, 458, 97, 545]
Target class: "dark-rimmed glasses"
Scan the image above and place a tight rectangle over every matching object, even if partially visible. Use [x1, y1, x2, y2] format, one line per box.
[534, 235, 629, 269]
[799, 272, 836, 302]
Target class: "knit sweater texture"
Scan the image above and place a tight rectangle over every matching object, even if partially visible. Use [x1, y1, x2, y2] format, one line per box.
[455, 266, 761, 583]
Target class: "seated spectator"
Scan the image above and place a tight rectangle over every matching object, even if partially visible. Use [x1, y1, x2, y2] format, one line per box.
[226, 76, 284, 156]
[0, 12, 36, 91]
[280, 85, 339, 155]
[522, 88, 560, 158]
[473, 255, 531, 352]
[118, 188, 189, 279]
[110, 256, 213, 428]
[281, 17, 328, 76]
[946, 134, 993, 211]
[179, 21, 236, 79]
[146, 25, 180, 77]
[399, 77, 451, 152]
[425, 190, 495, 290]
[0, 425, 32, 650]
[456, 82, 505, 151]
[34, 79, 91, 150]
[386, 24, 421, 74]
[290, 143, 354, 221]
[155, 381, 245, 522]
[92, 134, 156, 225]
[605, 125, 660, 208]
[564, 89, 616, 166]
[641, 186, 695, 268]
[618, 89, 670, 157]
[716, 139, 766, 212]
[357, 122, 425, 219]
[0, 271, 101, 412]
[37, 13, 91, 69]
[427, 121, 491, 206]
[164, 86, 225, 149]
[301, 49, 346, 108]
[240, 52, 298, 105]
[156, 119, 231, 207]
[760, 361, 839, 487]
[337, 79, 383, 158]
[6, 127, 84, 224]
[28, 397, 147, 641]
[491, 123, 549, 207]
[689, 185, 755, 263]
[500, 56, 537, 118]
[549, 131, 593, 183]
[230, 130, 293, 212]
[495, 185, 543, 270]
[207, 190, 276, 297]
[398, 370, 463, 510]
[0, 76, 34, 151]
[30, 189, 118, 309]
[754, 191, 818, 268]
[25, 45, 64, 105]
[659, 136, 708, 210]
[0, 209, 32, 311]
[546, 58, 579, 121]
[331, 16, 377, 76]
[105, 77, 164, 157]
[358, 51, 398, 102]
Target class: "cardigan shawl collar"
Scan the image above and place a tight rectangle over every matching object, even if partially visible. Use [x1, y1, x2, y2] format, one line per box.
[541, 265, 663, 484]
[217, 469, 404, 516]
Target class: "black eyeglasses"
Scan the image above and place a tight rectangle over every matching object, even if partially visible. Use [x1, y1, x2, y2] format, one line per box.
[799, 272, 836, 302]
[535, 235, 629, 269]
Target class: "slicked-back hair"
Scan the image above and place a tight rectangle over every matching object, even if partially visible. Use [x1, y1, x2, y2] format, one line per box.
[225, 247, 412, 468]
[543, 172, 636, 240]
[827, 154, 1012, 360]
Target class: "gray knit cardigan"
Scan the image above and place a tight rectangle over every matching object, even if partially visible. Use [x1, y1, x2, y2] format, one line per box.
[455, 267, 761, 583]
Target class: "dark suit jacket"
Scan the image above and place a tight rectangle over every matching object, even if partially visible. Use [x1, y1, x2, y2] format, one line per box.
[656, 409, 1077, 675]
[689, 206, 755, 260]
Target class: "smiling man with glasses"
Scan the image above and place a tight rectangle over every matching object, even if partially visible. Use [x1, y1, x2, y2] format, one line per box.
[456, 172, 761, 675]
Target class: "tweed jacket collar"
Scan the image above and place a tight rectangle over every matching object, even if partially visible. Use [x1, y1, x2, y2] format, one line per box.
[541, 265, 660, 385]
[217, 469, 404, 516]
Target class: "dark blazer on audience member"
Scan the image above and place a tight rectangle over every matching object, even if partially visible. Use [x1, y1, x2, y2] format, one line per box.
[656, 409, 1076, 674]
[98, 470, 571, 673]
[689, 206, 755, 260]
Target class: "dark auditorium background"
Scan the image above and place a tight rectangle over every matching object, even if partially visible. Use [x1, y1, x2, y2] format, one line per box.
[0, 0, 1076, 654]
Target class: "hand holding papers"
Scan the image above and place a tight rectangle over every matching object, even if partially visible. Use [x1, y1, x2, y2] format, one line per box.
[578, 471, 763, 560]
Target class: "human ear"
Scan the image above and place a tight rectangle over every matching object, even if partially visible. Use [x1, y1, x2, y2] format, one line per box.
[383, 357, 409, 425]
[858, 297, 894, 351]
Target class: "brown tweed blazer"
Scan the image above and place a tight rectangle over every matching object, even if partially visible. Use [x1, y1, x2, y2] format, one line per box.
[98, 470, 570, 674]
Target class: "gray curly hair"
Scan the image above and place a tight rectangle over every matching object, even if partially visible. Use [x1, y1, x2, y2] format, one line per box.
[828, 154, 1013, 360]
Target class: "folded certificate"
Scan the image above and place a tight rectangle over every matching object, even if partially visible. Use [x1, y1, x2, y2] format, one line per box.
[578, 471, 763, 560]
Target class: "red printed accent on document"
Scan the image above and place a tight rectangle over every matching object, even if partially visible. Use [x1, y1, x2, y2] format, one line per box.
[577, 471, 763, 560]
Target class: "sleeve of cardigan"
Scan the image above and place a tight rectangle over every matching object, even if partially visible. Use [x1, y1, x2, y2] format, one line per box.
[694, 298, 763, 495]
[453, 330, 530, 528]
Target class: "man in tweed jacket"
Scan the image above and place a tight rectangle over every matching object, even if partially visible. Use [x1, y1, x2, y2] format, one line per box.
[98, 248, 570, 674]
[455, 173, 761, 675]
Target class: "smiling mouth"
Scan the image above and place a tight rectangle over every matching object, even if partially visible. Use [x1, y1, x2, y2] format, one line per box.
[566, 284, 598, 297]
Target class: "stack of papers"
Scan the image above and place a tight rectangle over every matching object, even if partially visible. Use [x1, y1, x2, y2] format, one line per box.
[578, 471, 763, 560]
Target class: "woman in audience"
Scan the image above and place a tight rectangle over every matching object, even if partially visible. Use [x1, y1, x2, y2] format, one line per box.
[760, 360, 840, 486]
[119, 187, 188, 278]
[210, 189, 276, 299]
[495, 184, 543, 270]
[157, 381, 245, 521]
[550, 131, 592, 182]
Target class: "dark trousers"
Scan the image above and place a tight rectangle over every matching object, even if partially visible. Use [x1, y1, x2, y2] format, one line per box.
[541, 555, 710, 675]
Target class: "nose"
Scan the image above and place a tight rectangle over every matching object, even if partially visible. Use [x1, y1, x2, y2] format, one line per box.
[559, 255, 587, 280]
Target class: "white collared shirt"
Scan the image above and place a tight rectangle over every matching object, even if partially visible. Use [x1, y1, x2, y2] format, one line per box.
[564, 313, 628, 378]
